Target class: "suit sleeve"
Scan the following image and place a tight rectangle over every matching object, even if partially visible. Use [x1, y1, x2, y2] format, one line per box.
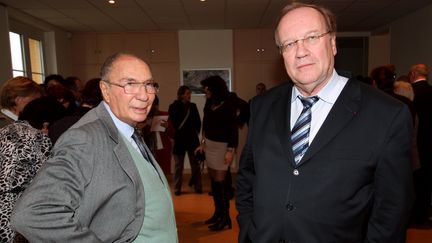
[236, 99, 256, 243]
[11, 129, 103, 243]
[366, 105, 414, 242]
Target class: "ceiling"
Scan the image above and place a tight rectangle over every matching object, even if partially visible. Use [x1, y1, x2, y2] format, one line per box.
[0, 0, 431, 33]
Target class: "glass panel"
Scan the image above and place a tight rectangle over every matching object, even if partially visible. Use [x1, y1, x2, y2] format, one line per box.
[9, 32, 25, 73]
[29, 38, 44, 84]
[32, 73, 44, 84]
[12, 70, 25, 77]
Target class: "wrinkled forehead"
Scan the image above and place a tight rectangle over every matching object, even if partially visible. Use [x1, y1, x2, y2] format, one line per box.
[277, 7, 328, 39]
[110, 57, 152, 80]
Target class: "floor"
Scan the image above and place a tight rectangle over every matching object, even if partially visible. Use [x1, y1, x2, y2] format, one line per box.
[170, 173, 432, 243]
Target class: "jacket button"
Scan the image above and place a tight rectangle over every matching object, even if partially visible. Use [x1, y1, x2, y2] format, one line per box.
[293, 169, 299, 176]
[286, 203, 294, 211]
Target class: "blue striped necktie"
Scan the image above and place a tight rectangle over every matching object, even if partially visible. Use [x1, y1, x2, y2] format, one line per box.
[291, 96, 319, 164]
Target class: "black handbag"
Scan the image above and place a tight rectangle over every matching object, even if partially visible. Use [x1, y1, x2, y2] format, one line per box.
[195, 150, 206, 171]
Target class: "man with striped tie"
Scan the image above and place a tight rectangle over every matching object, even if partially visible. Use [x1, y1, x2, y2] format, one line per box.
[236, 2, 414, 243]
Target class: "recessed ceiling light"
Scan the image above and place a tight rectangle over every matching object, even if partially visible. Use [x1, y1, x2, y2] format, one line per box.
[108, 0, 115, 4]
[200, 0, 206, 2]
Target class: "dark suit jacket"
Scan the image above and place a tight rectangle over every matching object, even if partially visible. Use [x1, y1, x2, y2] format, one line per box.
[411, 80, 432, 169]
[236, 78, 414, 243]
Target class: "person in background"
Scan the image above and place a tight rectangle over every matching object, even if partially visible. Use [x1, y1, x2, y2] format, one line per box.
[46, 84, 78, 115]
[0, 76, 42, 128]
[255, 82, 267, 96]
[169, 85, 202, 195]
[62, 76, 84, 104]
[43, 74, 64, 91]
[222, 92, 251, 200]
[49, 78, 103, 143]
[394, 75, 414, 101]
[141, 95, 174, 175]
[0, 97, 65, 243]
[196, 75, 238, 231]
[408, 63, 432, 227]
[236, 3, 413, 242]
[11, 53, 178, 242]
[370, 65, 415, 120]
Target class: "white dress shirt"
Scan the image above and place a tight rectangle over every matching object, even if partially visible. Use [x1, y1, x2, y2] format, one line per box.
[290, 70, 348, 158]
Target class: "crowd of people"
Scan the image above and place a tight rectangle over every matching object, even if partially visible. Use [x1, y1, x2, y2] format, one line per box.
[0, 1, 431, 243]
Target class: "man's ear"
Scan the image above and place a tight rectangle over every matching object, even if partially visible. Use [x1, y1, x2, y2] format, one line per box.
[99, 81, 110, 103]
[331, 35, 337, 56]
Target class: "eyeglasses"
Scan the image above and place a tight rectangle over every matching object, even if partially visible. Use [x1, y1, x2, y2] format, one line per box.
[103, 79, 159, 94]
[278, 31, 332, 54]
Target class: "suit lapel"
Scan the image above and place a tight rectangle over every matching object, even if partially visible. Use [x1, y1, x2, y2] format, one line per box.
[272, 84, 296, 164]
[299, 78, 361, 165]
[95, 103, 141, 187]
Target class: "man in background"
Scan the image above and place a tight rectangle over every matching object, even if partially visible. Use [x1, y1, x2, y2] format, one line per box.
[409, 63, 432, 227]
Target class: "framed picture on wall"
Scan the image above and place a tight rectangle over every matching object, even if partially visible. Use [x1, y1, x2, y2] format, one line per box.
[181, 68, 231, 95]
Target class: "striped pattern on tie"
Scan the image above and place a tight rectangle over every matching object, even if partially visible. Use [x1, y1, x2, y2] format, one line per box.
[291, 96, 319, 164]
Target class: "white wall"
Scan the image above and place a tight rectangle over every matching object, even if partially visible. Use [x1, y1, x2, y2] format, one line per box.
[178, 30, 239, 171]
[390, 3, 432, 78]
[178, 29, 234, 120]
[368, 34, 390, 75]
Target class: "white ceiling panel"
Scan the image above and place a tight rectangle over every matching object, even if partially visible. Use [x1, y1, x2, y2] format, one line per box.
[0, 0, 431, 32]
[44, 18, 93, 32]
[87, 0, 138, 8]
[38, 0, 93, 9]
[0, 0, 47, 8]
[21, 9, 65, 18]
[182, 0, 225, 15]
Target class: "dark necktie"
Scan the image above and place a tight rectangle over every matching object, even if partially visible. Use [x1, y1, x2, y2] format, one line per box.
[131, 129, 163, 181]
[132, 129, 151, 161]
[291, 96, 319, 164]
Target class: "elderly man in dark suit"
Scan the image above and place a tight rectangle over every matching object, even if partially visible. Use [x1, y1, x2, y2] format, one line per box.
[236, 2, 414, 243]
[11, 53, 178, 242]
[409, 63, 432, 226]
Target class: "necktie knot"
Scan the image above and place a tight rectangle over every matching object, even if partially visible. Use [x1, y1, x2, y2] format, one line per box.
[131, 129, 150, 161]
[299, 96, 319, 109]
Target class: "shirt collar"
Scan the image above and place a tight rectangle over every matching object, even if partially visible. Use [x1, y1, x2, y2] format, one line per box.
[1, 109, 18, 121]
[102, 101, 134, 139]
[291, 69, 347, 105]
[413, 78, 427, 83]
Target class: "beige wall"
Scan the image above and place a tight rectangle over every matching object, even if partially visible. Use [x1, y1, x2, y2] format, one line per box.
[0, 7, 72, 88]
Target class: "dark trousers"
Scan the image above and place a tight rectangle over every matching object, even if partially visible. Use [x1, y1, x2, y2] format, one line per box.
[411, 167, 432, 224]
[174, 149, 202, 193]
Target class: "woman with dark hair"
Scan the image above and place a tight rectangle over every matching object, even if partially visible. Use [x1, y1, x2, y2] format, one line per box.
[0, 97, 65, 242]
[48, 78, 103, 143]
[46, 84, 78, 115]
[196, 75, 238, 231]
[169, 85, 202, 195]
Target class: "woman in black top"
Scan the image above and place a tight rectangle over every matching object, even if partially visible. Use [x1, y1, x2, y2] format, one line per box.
[196, 75, 238, 231]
